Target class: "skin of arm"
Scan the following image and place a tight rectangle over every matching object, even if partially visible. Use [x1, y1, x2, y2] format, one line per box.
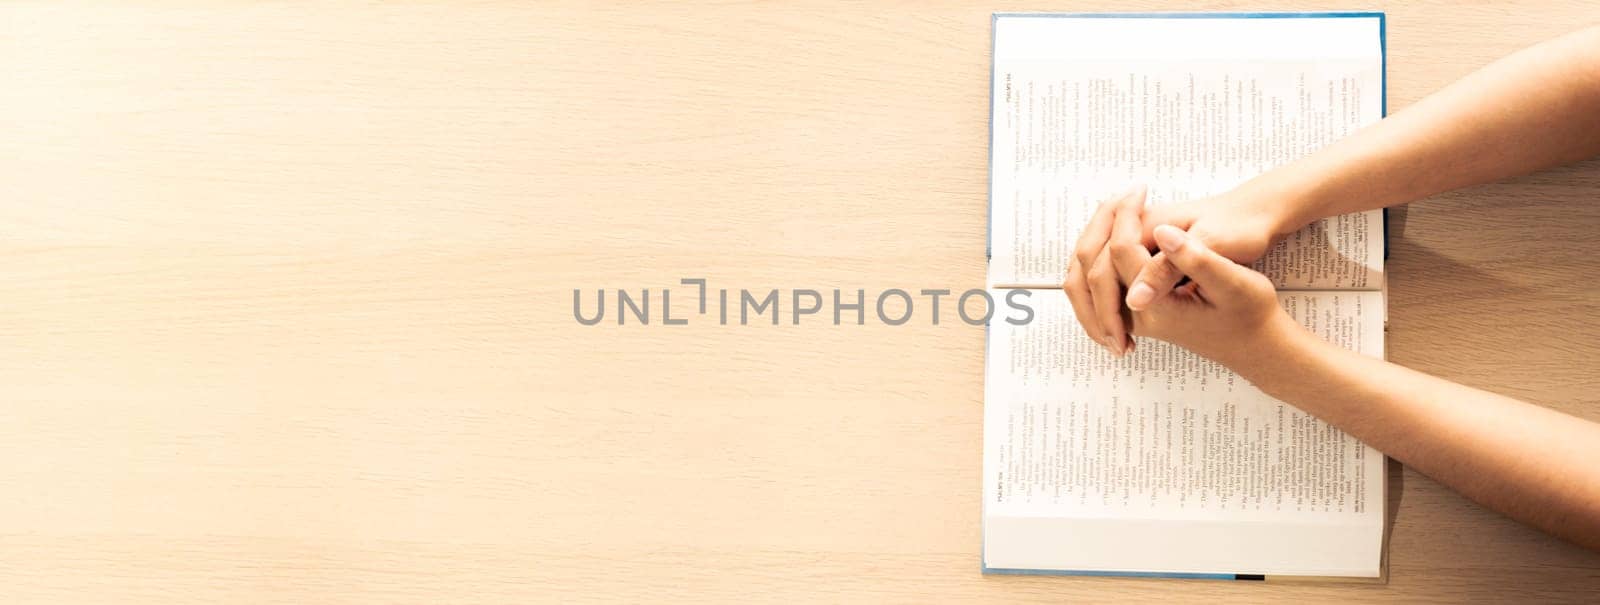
[1064, 25, 1600, 355]
[1260, 24, 1600, 234]
[1246, 321, 1600, 551]
[1138, 225, 1600, 551]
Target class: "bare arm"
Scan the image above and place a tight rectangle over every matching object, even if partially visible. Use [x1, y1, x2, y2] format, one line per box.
[1132, 226, 1600, 550]
[1238, 323, 1600, 550]
[1073, 26, 1600, 354]
[1203, 29, 1600, 533]
[1258, 24, 1600, 232]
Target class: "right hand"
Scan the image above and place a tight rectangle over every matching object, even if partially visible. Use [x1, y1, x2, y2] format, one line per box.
[1064, 185, 1297, 357]
[1130, 224, 1305, 369]
[1122, 189, 1296, 312]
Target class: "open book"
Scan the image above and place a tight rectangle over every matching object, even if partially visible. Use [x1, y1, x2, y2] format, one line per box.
[983, 13, 1388, 579]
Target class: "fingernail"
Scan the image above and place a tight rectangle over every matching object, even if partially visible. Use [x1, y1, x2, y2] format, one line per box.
[1125, 282, 1155, 310]
[1153, 224, 1186, 252]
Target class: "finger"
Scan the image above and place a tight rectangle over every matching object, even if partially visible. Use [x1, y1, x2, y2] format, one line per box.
[1062, 257, 1103, 343]
[1069, 186, 1138, 351]
[1151, 224, 1255, 296]
[1106, 191, 1151, 354]
[1068, 183, 1145, 268]
[1087, 250, 1126, 355]
[1124, 251, 1186, 311]
[1109, 187, 1152, 281]
[1073, 185, 1138, 272]
[1140, 202, 1195, 248]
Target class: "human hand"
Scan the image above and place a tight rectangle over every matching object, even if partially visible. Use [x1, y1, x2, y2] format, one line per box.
[1062, 185, 1149, 357]
[1122, 189, 1294, 312]
[1066, 185, 1299, 356]
[1065, 184, 1290, 356]
[1128, 224, 1306, 368]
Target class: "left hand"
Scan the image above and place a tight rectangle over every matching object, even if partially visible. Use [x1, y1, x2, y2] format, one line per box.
[1062, 185, 1150, 356]
[1065, 184, 1294, 356]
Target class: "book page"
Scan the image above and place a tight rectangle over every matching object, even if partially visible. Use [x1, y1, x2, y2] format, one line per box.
[982, 288, 1385, 575]
[988, 16, 1384, 290]
[983, 288, 1384, 520]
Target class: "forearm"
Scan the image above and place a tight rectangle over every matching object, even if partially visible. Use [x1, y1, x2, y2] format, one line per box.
[1250, 26, 1600, 233]
[1233, 322, 1600, 549]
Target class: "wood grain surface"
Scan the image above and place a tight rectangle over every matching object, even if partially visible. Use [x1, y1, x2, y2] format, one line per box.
[2, 1, 1598, 602]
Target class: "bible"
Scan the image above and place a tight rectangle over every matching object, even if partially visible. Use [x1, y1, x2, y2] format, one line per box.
[983, 12, 1389, 579]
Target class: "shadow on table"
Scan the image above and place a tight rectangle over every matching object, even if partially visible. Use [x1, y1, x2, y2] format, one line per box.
[1383, 456, 1404, 580]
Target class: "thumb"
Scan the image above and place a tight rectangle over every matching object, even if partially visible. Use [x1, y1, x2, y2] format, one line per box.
[1150, 224, 1254, 296]
[1140, 204, 1195, 249]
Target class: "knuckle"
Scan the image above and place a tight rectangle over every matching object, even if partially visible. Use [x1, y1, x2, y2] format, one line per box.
[1086, 265, 1113, 283]
[1062, 279, 1086, 299]
[1110, 241, 1141, 260]
[1164, 264, 1190, 286]
[1151, 261, 1181, 282]
[1074, 246, 1098, 267]
[1246, 272, 1275, 292]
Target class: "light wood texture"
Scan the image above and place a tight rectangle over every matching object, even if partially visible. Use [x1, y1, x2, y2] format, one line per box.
[2, 1, 1598, 602]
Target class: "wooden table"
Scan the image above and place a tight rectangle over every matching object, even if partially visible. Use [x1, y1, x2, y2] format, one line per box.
[3, 2, 1597, 602]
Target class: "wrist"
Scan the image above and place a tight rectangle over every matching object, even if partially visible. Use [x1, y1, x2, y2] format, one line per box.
[1216, 313, 1323, 391]
[1232, 167, 1328, 236]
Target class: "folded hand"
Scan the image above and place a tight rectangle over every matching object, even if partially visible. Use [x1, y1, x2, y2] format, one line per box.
[1064, 186, 1293, 355]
